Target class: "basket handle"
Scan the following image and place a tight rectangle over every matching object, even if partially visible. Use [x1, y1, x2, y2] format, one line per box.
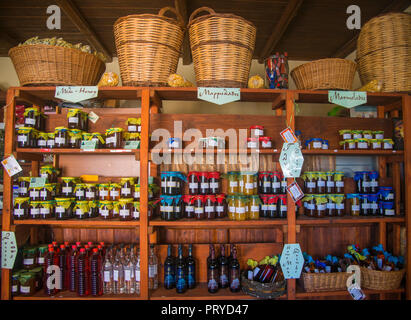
[158, 7, 184, 26]
[188, 7, 216, 25]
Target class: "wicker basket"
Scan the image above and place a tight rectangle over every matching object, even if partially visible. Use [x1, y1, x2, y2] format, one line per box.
[8, 44, 105, 86]
[241, 272, 286, 299]
[188, 7, 256, 88]
[290, 58, 357, 90]
[360, 267, 405, 290]
[299, 272, 351, 292]
[356, 12, 411, 92]
[113, 7, 184, 87]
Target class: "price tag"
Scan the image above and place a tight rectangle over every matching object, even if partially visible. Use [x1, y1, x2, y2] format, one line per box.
[197, 87, 241, 105]
[1, 155, 22, 177]
[124, 140, 140, 149]
[279, 243, 304, 279]
[279, 142, 304, 178]
[29, 177, 46, 188]
[280, 127, 297, 143]
[1, 231, 18, 269]
[346, 265, 366, 300]
[81, 140, 97, 151]
[287, 181, 304, 203]
[55, 86, 98, 103]
[88, 111, 99, 124]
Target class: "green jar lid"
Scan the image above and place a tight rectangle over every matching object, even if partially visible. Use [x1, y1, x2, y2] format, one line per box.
[37, 245, 48, 254]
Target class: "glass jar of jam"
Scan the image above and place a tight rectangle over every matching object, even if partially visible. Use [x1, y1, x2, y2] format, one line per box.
[347, 194, 360, 216]
[305, 138, 323, 150]
[227, 195, 236, 220]
[105, 127, 124, 149]
[23, 247, 37, 269]
[215, 194, 226, 218]
[248, 195, 260, 220]
[362, 130, 373, 140]
[13, 197, 30, 220]
[208, 172, 220, 194]
[198, 172, 209, 195]
[67, 108, 82, 130]
[161, 171, 185, 195]
[55, 198, 75, 219]
[267, 195, 278, 219]
[368, 171, 379, 194]
[339, 129, 352, 141]
[74, 200, 89, 219]
[227, 171, 240, 195]
[68, 129, 83, 148]
[373, 131, 384, 140]
[325, 194, 336, 217]
[88, 132, 104, 149]
[247, 137, 259, 149]
[36, 245, 48, 267]
[333, 194, 345, 217]
[85, 183, 97, 200]
[204, 195, 216, 219]
[17, 127, 35, 148]
[241, 172, 257, 195]
[173, 195, 183, 220]
[259, 136, 272, 149]
[61, 177, 77, 198]
[24, 107, 40, 128]
[133, 184, 140, 200]
[99, 200, 114, 220]
[340, 139, 356, 150]
[109, 183, 121, 201]
[235, 196, 248, 221]
[302, 172, 317, 194]
[54, 127, 69, 148]
[250, 125, 264, 137]
[380, 201, 395, 216]
[378, 186, 394, 201]
[316, 172, 326, 194]
[18, 177, 31, 197]
[277, 194, 287, 219]
[19, 273, 36, 296]
[354, 172, 370, 193]
[194, 195, 205, 220]
[40, 165, 59, 183]
[351, 130, 362, 140]
[188, 171, 200, 195]
[258, 172, 272, 194]
[356, 138, 369, 150]
[29, 187, 42, 201]
[260, 195, 269, 218]
[334, 172, 345, 193]
[117, 198, 133, 221]
[132, 201, 140, 220]
[302, 195, 315, 217]
[325, 172, 335, 194]
[369, 139, 382, 150]
[88, 200, 99, 218]
[382, 139, 394, 150]
[183, 195, 195, 218]
[120, 178, 134, 198]
[367, 194, 379, 216]
[160, 195, 174, 221]
[314, 194, 327, 218]
[98, 183, 110, 201]
[39, 200, 54, 219]
[38, 184, 53, 201]
[37, 132, 48, 149]
[126, 117, 142, 133]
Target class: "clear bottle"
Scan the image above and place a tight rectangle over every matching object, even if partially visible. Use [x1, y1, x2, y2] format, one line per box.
[123, 248, 135, 294]
[102, 249, 113, 294]
[113, 250, 125, 294]
[134, 248, 141, 295]
[148, 244, 158, 290]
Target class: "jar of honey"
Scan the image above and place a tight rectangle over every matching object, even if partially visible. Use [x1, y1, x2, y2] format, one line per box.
[227, 171, 240, 195]
[98, 183, 110, 201]
[215, 194, 226, 218]
[99, 200, 114, 220]
[85, 183, 97, 201]
[235, 195, 248, 221]
[17, 127, 35, 148]
[13, 197, 30, 220]
[302, 195, 315, 217]
[347, 194, 360, 216]
[314, 194, 327, 218]
[370, 139, 382, 150]
[333, 194, 345, 217]
[339, 129, 352, 141]
[356, 138, 369, 150]
[325, 194, 336, 217]
[334, 172, 345, 193]
[88, 200, 99, 218]
[29, 187, 42, 201]
[316, 172, 326, 194]
[109, 183, 121, 201]
[22, 246, 37, 269]
[132, 201, 140, 220]
[117, 198, 134, 221]
[90, 132, 105, 149]
[68, 129, 83, 148]
[227, 195, 236, 220]
[55, 198, 74, 219]
[351, 130, 362, 140]
[37, 132, 48, 149]
[18, 177, 31, 197]
[133, 184, 140, 200]
[47, 133, 55, 149]
[24, 107, 40, 128]
[301, 172, 317, 194]
[382, 139, 394, 150]
[61, 177, 77, 198]
[120, 178, 135, 198]
[74, 200, 90, 219]
[67, 109, 83, 130]
[38, 200, 54, 219]
[305, 138, 323, 150]
[373, 131, 384, 140]
[325, 172, 335, 194]
[126, 117, 141, 132]
[105, 128, 124, 149]
[74, 183, 86, 201]
[354, 172, 370, 194]
[204, 195, 216, 219]
[340, 139, 356, 150]
[54, 127, 69, 148]
[40, 165, 59, 183]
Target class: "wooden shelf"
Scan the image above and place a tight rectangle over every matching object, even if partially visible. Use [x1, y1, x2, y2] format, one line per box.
[295, 286, 404, 299]
[17, 148, 139, 155]
[13, 218, 140, 228]
[149, 217, 287, 228]
[297, 216, 405, 225]
[13, 290, 143, 300]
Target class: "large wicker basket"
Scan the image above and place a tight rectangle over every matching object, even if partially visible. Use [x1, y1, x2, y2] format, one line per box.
[241, 272, 286, 299]
[360, 267, 405, 290]
[290, 58, 357, 90]
[8, 44, 105, 86]
[113, 7, 184, 87]
[188, 7, 256, 88]
[356, 12, 411, 93]
[299, 272, 351, 292]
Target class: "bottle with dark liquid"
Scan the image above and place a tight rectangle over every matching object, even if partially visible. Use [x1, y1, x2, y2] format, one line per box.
[58, 244, 69, 291]
[207, 245, 219, 293]
[77, 248, 90, 296]
[90, 248, 103, 296]
[69, 245, 78, 292]
[218, 244, 229, 288]
[164, 244, 175, 290]
[186, 244, 196, 289]
[175, 244, 187, 294]
[229, 247, 241, 292]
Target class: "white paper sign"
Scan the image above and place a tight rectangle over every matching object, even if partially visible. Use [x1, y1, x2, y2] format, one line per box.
[279, 143, 304, 178]
[197, 87, 241, 105]
[55, 86, 98, 103]
[1, 231, 18, 269]
[279, 243, 304, 279]
[1, 155, 22, 177]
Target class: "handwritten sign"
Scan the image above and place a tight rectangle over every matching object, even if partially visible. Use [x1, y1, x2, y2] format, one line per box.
[124, 140, 140, 149]
[1, 231, 18, 269]
[29, 177, 46, 188]
[55, 86, 98, 103]
[81, 140, 97, 151]
[279, 243, 304, 279]
[197, 87, 241, 105]
[328, 90, 367, 108]
[280, 127, 297, 143]
[279, 142, 304, 178]
[1, 155, 22, 177]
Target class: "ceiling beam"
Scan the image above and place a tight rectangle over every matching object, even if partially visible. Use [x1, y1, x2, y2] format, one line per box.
[56, 0, 112, 62]
[258, 0, 304, 63]
[175, 0, 192, 65]
[331, 0, 411, 58]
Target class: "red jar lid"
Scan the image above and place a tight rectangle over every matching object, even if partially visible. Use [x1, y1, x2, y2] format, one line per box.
[259, 136, 272, 141]
[250, 125, 264, 130]
[205, 195, 216, 202]
[208, 172, 220, 179]
[193, 195, 205, 202]
[182, 195, 194, 204]
[197, 172, 208, 177]
[247, 137, 258, 142]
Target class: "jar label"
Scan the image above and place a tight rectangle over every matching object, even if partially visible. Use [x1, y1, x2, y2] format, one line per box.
[201, 183, 209, 189]
[281, 181, 287, 187]
[110, 190, 119, 197]
[17, 135, 27, 142]
[161, 181, 167, 187]
[169, 141, 180, 148]
[322, 143, 328, 150]
[62, 187, 72, 193]
[106, 136, 116, 144]
[47, 141, 55, 147]
[343, 133, 351, 140]
[194, 208, 204, 214]
[149, 265, 157, 277]
[189, 183, 198, 189]
[19, 187, 27, 194]
[239, 181, 244, 187]
[362, 181, 370, 187]
[317, 181, 325, 187]
[25, 117, 36, 125]
[40, 208, 50, 214]
[384, 143, 393, 149]
[160, 206, 173, 213]
[371, 203, 378, 210]
[268, 205, 276, 210]
[134, 192, 140, 198]
[250, 205, 259, 212]
[272, 182, 281, 188]
[24, 258, 34, 265]
[76, 209, 85, 216]
[86, 191, 95, 198]
[167, 181, 177, 187]
[358, 142, 368, 149]
[30, 190, 39, 197]
[20, 286, 31, 294]
[76, 190, 85, 197]
[263, 182, 271, 188]
[38, 257, 45, 264]
[121, 188, 131, 196]
[205, 206, 214, 213]
[317, 204, 326, 211]
[326, 181, 335, 187]
[245, 183, 254, 190]
[336, 204, 344, 210]
[135, 270, 140, 282]
[30, 208, 39, 216]
[69, 117, 79, 123]
[229, 181, 238, 187]
[210, 182, 219, 189]
[38, 140, 47, 146]
[261, 205, 268, 210]
[56, 207, 65, 213]
[100, 209, 109, 217]
[229, 206, 236, 213]
[120, 209, 130, 217]
[261, 141, 272, 148]
[124, 270, 132, 281]
[307, 204, 315, 210]
[55, 137, 65, 144]
[185, 206, 194, 212]
[104, 271, 111, 282]
[113, 270, 119, 281]
[348, 142, 356, 149]
[313, 142, 322, 149]
[99, 190, 108, 197]
[254, 182, 257, 188]
[128, 125, 137, 132]
[14, 209, 24, 217]
[363, 134, 372, 139]
[216, 206, 224, 212]
[12, 285, 18, 293]
[385, 209, 395, 216]
[280, 205, 287, 211]
[351, 205, 360, 211]
[374, 134, 383, 139]
[336, 181, 344, 187]
[307, 182, 316, 188]
[248, 142, 258, 148]
[370, 181, 378, 187]
[372, 142, 381, 149]
[326, 203, 335, 209]
[133, 210, 140, 219]
[353, 134, 362, 139]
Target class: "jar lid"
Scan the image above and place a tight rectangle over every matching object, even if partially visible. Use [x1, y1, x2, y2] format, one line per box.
[14, 197, 30, 204]
[106, 127, 124, 134]
[373, 130, 384, 134]
[250, 125, 264, 130]
[259, 136, 272, 141]
[18, 176, 31, 182]
[118, 198, 134, 204]
[339, 129, 352, 134]
[247, 137, 258, 142]
[54, 126, 68, 132]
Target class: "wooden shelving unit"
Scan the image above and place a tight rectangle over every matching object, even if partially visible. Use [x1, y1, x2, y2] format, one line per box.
[1, 87, 410, 301]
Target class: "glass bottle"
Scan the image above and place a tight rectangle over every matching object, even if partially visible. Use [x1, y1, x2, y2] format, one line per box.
[123, 248, 135, 294]
[113, 250, 125, 294]
[135, 248, 141, 295]
[207, 245, 219, 293]
[90, 248, 103, 296]
[58, 244, 69, 291]
[175, 244, 187, 294]
[77, 248, 90, 297]
[148, 244, 158, 290]
[229, 247, 241, 292]
[44, 247, 59, 296]
[69, 245, 78, 292]
[102, 249, 113, 294]
[218, 244, 229, 289]
[164, 244, 175, 290]
[186, 244, 196, 289]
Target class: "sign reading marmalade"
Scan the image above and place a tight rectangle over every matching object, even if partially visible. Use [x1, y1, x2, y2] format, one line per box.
[328, 90, 367, 108]
[197, 87, 241, 105]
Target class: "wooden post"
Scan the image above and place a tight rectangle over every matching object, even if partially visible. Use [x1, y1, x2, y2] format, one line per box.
[393, 162, 401, 216]
[285, 90, 297, 299]
[139, 88, 150, 300]
[1, 88, 16, 300]
[402, 94, 411, 300]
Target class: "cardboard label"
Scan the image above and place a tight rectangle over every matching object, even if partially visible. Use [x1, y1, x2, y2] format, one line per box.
[1, 231, 18, 269]
[280, 127, 297, 143]
[2, 155, 22, 177]
[124, 141, 140, 149]
[88, 111, 99, 124]
[81, 140, 97, 151]
[279, 244, 304, 279]
[29, 177, 46, 188]
[328, 90, 367, 108]
[197, 87, 241, 105]
[279, 143, 304, 178]
[55, 86, 98, 103]
[287, 181, 304, 202]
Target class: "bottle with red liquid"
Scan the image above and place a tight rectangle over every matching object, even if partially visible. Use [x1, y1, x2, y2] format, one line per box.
[77, 248, 90, 296]
[99, 242, 106, 257]
[44, 247, 59, 296]
[90, 248, 103, 296]
[69, 245, 78, 292]
[52, 241, 60, 254]
[76, 241, 82, 249]
[58, 244, 69, 291]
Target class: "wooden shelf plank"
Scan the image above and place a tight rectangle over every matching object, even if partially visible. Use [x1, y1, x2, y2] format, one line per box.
[13, 290, 142, 300]
[16, 148, 140, 160]
[149, 217, 287, 228]
[297, 216, 405, 225]
[296, 286, 404, 298]
[13, 218, 140, 228]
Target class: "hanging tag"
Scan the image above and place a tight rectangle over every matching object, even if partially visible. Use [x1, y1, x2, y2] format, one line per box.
[287, 181, 304, 202]
[1, 155, 22, 177]
[279, 142, 304, 178]
[346, 265, 365, 300]
[1, 231, 18, 269]
[29, 177, 46, 188]
[88, 111, 99, 124]
[348, 283, 366, 300]
[279, 244, 304, 279]
[280, 127, 297, 143]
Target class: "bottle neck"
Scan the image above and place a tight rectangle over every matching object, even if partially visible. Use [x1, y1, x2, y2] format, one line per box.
[221, 245, 225, 257]
[167, 245, 172, 257]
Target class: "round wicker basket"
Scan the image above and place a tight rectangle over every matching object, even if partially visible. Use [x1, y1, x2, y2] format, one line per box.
[360, 267, 405, 290]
